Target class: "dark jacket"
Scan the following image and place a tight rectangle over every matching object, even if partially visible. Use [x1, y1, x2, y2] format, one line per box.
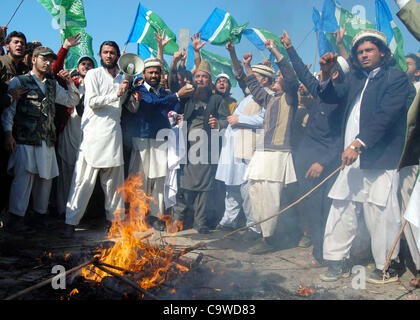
[121, 83, 180, 149]
[0, 55, 29, 110]
[287, 46, 343, 168]
[319, 66, 414, 170]
[181, 93, 229, 133]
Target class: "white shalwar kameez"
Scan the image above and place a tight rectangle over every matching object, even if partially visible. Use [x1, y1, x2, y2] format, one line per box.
[323, 69, 401, 270]
[56, 85, 84, 215]
[65, 67, 133, 226]
[1, 72, 80, 216]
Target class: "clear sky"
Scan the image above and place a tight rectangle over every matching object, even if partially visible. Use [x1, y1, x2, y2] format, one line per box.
[1, 0, 419, 100]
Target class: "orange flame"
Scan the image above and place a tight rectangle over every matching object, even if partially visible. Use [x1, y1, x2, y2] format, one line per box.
[81, 173, 188, 291]
[298, 286, 314, 297]
[69, 288, 79, 296]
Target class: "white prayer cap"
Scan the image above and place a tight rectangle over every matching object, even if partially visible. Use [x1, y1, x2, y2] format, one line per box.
[215, 73, 230, 82]
[144, 57, 163, 69]
[351, 29, 388, 49]
[251, 64, 275, 79]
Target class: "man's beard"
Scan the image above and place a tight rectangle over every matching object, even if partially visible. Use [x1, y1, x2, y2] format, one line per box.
[101, 58, 117, 69]
[145, 76, 161, 89]
[10, 51, 25, 60]
[193, 84, 211, 101]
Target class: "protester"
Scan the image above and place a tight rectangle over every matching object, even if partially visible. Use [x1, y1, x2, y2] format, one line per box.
[0, 26, 8, 56]
[1, 46, 80, 231]
[214, 40, 268, 240]
[397, 52, 420, 288]
[121, 56, 194, 231]
[318, 29, 415, 283]
[172, 60, 229, 234]
[214, 73, 237, 115]
[63, 41, 139, 238]
[283, 29, 348, 264]
[0, 31, 29, 217]
[52, 33, 95, 218]
[242, 37, 299, 255]
[394, 0, 420, 41]
[23, 41, 42, 70]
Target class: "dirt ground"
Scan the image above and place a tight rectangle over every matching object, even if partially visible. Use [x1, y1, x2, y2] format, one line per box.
[1, 212, 419, 302]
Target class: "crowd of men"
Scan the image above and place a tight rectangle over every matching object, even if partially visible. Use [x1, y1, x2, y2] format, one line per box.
[0, 0, 419, 287]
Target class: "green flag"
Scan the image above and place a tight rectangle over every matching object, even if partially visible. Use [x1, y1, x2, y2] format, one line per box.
[200, 49, 237, 87]
[37, 0, 87, 29]
[126, 3, 178, 55]
[198, 8, 249, 45]
[60, 27, 97, 70]
[37, 0, 96, 70]
[324, 2, 374, 54]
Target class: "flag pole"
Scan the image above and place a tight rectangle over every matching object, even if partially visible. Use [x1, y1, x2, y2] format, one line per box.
[313, 30, 320, 74]
[6, 0, 24, 27]
[296, 27, 315, 50]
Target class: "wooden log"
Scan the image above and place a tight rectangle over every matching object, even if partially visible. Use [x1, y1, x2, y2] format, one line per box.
[4, 259, 95, 300]
[93, 263, 159, 300]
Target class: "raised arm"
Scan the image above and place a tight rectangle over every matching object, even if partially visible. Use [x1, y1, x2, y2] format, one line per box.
[52, 33, 81, 88]
[267, 36, 299, 102]
[226, 38, 248, 96]
[168, 51, 186, 92]
[191, 33, 206, 74]
[243, 52, 273, 108]
[334, 24, 349, 61]
[281, 29, 321, 98]
[154, 29, 171, 66]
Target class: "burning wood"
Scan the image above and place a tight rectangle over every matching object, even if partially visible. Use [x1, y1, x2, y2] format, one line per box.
[81, 173, 204, 295]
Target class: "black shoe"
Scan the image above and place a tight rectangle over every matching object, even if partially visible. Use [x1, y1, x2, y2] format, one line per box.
[366, 262, 400, 284]
[3, 212, 27, 232]
[197, 226, 210, 234]
[241, 229, 262, 242]
[152, 219, 166, 231]
[60, 224, 75, 239]
[215, 224, 233, 232]
[25, 210, 51, 229]
[248, 237, 276, 255]
[319, 259, 351, 282]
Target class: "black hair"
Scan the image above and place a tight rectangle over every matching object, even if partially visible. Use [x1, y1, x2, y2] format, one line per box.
[99, 41, 120, 57]
[406, 53, 420, 70]
[350, 36, 395, 70]
[5, 31, 26, 45]
[25, 42, 42, 55]
[178, 67, 193, 83]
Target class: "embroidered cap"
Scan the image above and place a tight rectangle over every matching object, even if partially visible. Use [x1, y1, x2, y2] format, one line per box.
[351, 29, 388, 49]
[144, 57, 163, 69]
[251, 64, 275, 79]
[196, 60, 212, 77]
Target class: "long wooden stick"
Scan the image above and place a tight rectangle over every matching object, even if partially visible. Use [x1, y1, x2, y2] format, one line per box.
[223, 165, 342, 239]
[383, 219, 407, 281]
[313, 30, 320, 74]
[93, 263, 159, 300]
[4, 259, 95, 300]
[6, 0, 24, 27]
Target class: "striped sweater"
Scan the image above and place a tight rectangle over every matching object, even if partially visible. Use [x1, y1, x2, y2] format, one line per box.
[245, 58, 299, 152]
